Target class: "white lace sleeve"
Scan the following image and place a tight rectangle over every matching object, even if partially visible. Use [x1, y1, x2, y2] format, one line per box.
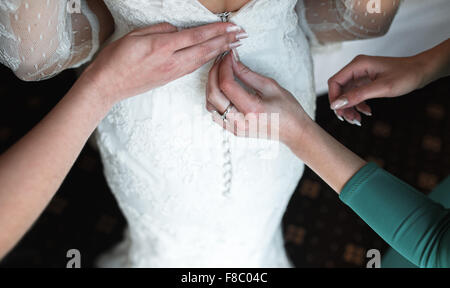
[0, 0, 100, 81]
[296, 0, 401, 45]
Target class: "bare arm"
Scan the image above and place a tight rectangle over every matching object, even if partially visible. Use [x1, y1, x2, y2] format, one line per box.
[0, 75, 110, 259]
[297, 0, 401, 45]
[289, 119, 366, 192]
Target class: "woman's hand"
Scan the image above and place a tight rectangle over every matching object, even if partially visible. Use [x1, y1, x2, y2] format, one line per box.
[206, 53, 311, 148]
[80, 22, 244, 108]
[327, 55, 428, 125]
[328, 37, 450, 125]
[206, 53, 366, 192]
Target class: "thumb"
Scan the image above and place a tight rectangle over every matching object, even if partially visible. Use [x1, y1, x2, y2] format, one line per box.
[330, 79, 392, 110]
[231, 56, 279, 95]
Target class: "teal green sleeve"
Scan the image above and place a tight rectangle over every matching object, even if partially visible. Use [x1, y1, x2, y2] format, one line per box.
[340, 162, 450, 268]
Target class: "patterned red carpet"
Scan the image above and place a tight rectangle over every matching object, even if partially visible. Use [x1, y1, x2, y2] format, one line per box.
[0, 66, 448, 268]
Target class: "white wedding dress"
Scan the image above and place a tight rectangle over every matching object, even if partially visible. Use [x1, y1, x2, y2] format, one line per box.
[95, 0, 315, 268]
[0, 0, 400, 267]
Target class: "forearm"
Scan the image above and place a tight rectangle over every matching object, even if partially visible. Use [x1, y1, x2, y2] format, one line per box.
[418, 38, 450, 88]
[288, 118, 366, 193]
[0, 75, 111, 259]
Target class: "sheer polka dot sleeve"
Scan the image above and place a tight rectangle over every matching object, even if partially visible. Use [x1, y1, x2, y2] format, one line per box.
[0, 0, 100, 81]
[296, 0, 401, 45]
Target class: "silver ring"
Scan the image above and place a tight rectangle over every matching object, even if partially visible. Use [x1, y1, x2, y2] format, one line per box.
[221, 104, 234, 121]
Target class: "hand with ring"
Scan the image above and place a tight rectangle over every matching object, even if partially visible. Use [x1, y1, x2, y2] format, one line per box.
[206, 52, 310, 146]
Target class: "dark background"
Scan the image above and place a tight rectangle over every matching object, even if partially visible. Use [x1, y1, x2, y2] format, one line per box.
[0, 64, 448, 268]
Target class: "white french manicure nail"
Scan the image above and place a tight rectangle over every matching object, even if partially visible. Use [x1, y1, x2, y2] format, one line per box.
[229, 41, 242, 49]
[352, 119, 362, 127]
[344, 118, 358, 126]
[226, 25, 242, 33]
[330, 98, 348, 110]
[236, 32, 249, 40]
[334, 110, 344, 121]
[360, 110, 372, 116]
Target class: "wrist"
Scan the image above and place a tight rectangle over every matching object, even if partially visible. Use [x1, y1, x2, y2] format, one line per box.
[70, 69, 115, 118]
[415, 54, 438, 89]
[415, 41, 450, 88]
[282, 114, 315, 156]
[77, 64, 116, 111]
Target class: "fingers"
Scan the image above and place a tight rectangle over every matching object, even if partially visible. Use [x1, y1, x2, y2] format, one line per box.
[337, 108, 362, 126]
[218, 53, 263, 113]
[174, 31, 243, 75]
[328, 55, 374, 100]
[129, 22, 178, 36]
[173, 22, 242, 51]
[328, 55, 374, 125]
[230, 55, 278, 95]
[206, 102, 216, 113]
[206, 59, 231, 114]
[328, 55, 386, 125]
[330, 79, 392, 110]
[355, 102, 372, 116]
[334, 102, 371, 126]
[211, 106, 247, 137]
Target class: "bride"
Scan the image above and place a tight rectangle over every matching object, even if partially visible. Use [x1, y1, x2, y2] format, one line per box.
[0, 0, 399, 267]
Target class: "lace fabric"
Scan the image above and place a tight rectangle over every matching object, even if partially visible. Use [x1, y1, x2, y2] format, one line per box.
[297, 0, 401, 45]
[0, 0, 99, 81]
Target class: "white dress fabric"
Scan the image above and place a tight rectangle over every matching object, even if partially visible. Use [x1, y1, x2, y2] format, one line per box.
[0, 0, 400, 268]
[95, 0, 314, 268]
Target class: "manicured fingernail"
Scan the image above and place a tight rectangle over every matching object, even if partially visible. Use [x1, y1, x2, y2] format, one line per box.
[359, 109, 372, 116]
[330, 98, 348, 110]
[226, 25, 242, 33]
[352, 119, 362, 126]
[232, 48, 240, 62]
[334, 110, 344, 121]
[236, 32, 249, 40]
[344, 118, 361, 127]
[229, 40, 242, 49]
